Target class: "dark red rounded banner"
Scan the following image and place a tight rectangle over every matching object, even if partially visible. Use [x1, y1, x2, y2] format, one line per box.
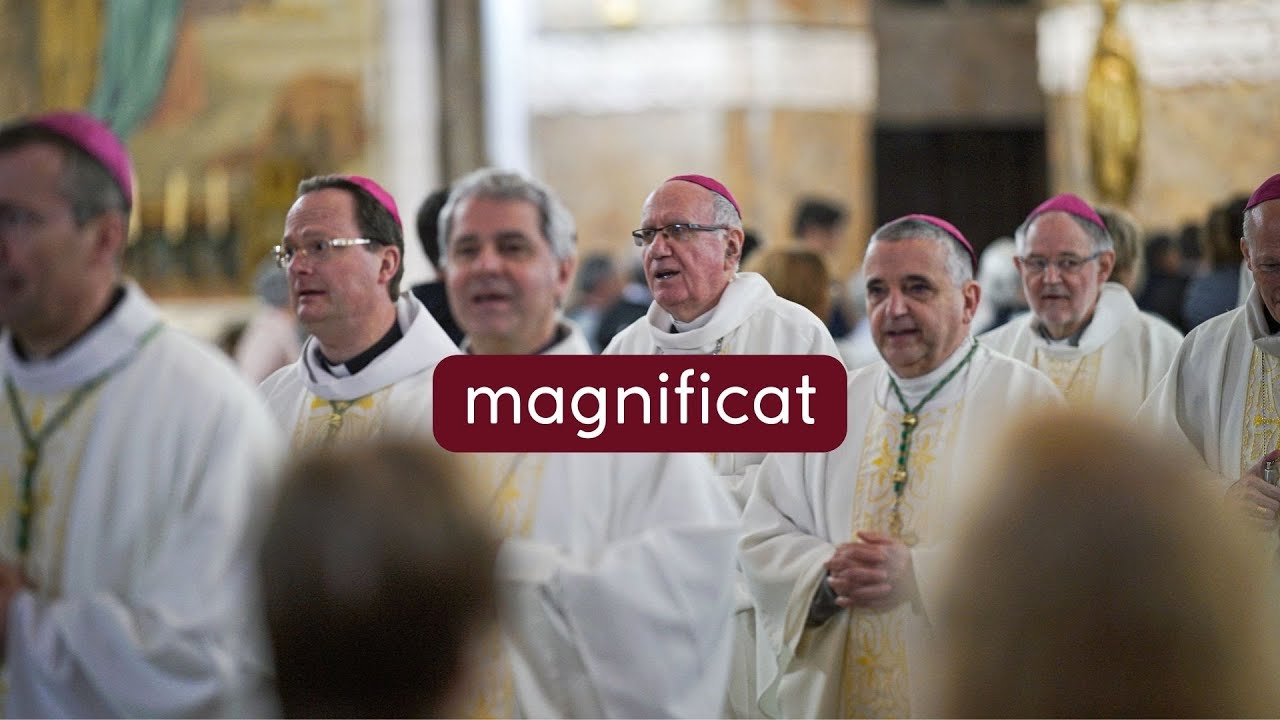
[432, 354, 848, 453]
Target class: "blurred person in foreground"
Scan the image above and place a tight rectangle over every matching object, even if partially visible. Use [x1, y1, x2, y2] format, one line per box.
[937, 407, 1280, 718]
[261, 436, 498, 718]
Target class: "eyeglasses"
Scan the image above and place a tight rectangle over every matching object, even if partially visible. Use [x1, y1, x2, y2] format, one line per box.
[273, 237, 373, 268]
[1019, 251, 1102, 276]
[631, 223, 728, 247]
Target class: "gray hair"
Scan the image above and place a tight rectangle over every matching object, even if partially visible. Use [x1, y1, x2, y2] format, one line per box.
[711, 193, 743, 230]
[866, 216, 974, 286]
[437, 168, 576, 268]
[1015, 211, 1114, 255]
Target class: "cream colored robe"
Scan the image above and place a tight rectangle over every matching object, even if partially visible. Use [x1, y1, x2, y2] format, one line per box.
[1137, 287, 1280, 487]
[0, 282, 282, 716]
[602, 272, 842, 508]
[741, 341, 1063, 718]
[981, 282, 1182, 413]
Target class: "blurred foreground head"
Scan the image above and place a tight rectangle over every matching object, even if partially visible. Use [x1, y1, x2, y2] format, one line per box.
[938, 409, 1280, 718]
[260, 437, 498, 718]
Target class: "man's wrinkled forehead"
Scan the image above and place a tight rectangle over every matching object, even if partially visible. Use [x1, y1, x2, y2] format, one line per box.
[865, 237, 949, 278]
[642, 181, 713, 221]
[1026, 211, 1092, 249]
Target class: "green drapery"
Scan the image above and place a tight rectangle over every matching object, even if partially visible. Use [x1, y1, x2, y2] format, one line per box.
[87, 0, 184, 139]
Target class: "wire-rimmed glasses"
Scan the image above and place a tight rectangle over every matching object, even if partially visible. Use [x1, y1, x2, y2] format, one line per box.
[273, 237, 374, 268]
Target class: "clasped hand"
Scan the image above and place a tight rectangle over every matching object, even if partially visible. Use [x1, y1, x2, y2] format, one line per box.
[824, 531, 914, 611]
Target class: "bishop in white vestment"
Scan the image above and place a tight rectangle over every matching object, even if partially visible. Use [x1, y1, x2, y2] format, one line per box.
[0, 111, 283, 717]
[260, 174, 458, 448]
[741, 214, 1063, 718]
[982, 282, 1181, 411]
[983, 193, 1181, 412]
[0, 284, 283, 716]
[437, 168, 740, 717]
[1136, 174, 1280, 554]
[604, 175, 840, 717]
[742, 341, 1061, 718]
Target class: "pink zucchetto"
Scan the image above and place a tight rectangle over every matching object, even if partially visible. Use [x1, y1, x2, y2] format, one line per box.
[1025, 193, 1107, 231]
[901, 213, 978, 275]
[667, 174, 742, 219]
[24, 111, 134, 210]
[342, 175, 402, 229]
[1245, 173, 1280, 211]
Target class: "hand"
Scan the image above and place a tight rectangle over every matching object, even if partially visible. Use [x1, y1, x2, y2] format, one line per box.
[1227, 449, 1280, 531]
[0, 561, 28, 657]
[825, 531, 915, 611]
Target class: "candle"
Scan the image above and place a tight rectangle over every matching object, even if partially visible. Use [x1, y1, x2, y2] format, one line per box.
[163, 167, 189, 242]
[205, 165, 230, 237]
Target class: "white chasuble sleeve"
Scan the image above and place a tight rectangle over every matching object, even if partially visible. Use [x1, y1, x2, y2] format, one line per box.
[3, 365, 283, 718]
[1133, 311, 1248, 491]
[739, 450, 840, 718]
[497, 451, 739, 718]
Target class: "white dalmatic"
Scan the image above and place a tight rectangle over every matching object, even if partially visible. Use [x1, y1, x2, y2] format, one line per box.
[741, 341, 1063, 718]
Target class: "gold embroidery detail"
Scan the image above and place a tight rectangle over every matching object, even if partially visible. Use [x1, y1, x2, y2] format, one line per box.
[1240, 348, 1280, 477]
[458, 452, 548, 718]
[294, 392, 384, 450]
[1033, 349, 1102, 406]
[836, 396, 964, 715]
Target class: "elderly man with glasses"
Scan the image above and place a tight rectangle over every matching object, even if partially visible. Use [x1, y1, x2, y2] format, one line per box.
[602, 174, 840, 718]
[603, 174, 840, 506]
[259, 174, 458, 447]
[981, 193, 1181, 411]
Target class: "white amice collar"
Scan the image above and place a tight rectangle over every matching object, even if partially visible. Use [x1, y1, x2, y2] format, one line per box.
[1033, 283, 1135, 356]
[886, 337, 977, 407]
[643, 272, 776, 352]
[299, 293, 458, 400]
[2, 280, 162, 395]
[671, 309, 714, 333]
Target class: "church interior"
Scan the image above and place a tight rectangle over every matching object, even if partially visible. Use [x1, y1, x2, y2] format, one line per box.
[1, 0, 1276, 342]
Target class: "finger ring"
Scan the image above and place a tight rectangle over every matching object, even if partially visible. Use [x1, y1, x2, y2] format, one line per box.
[1258, 504, 1271, 515]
